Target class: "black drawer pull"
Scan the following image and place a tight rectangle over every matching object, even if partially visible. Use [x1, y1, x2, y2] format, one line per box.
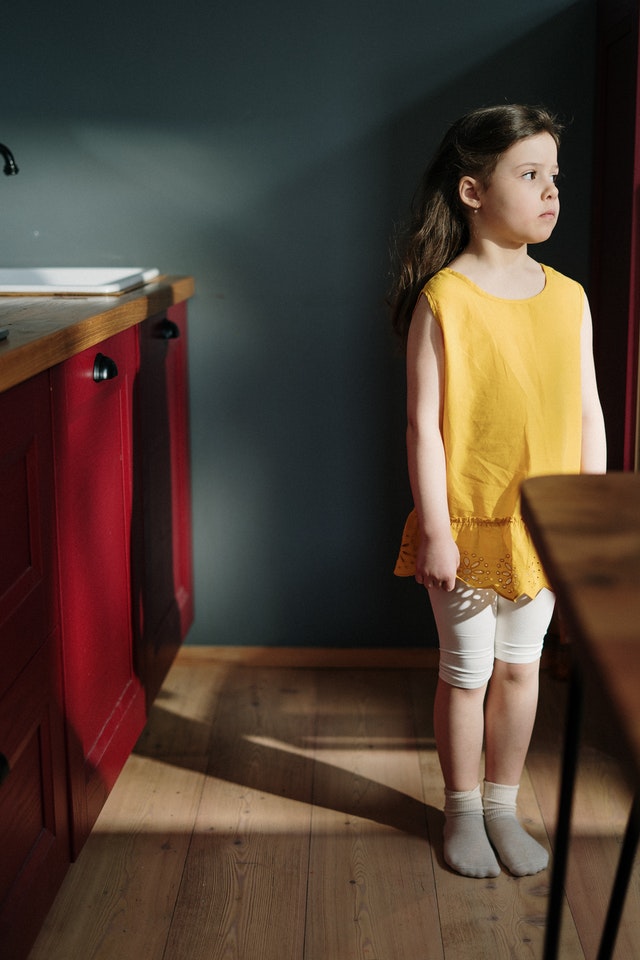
[157, 319, 180, 340]
[93, 353, 119, 382]
[0, 753, 10, 786]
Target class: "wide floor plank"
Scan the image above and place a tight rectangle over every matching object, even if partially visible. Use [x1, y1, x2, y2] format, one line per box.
[164, 665, 316, 960]
[305, 668, 443, 960]
[28, 755, 207, 960]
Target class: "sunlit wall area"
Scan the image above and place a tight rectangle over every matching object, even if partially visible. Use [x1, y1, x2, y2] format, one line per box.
[0, 0, 597, 646]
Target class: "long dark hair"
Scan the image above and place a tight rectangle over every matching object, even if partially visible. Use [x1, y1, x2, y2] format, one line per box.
[388, 104, 563, 344]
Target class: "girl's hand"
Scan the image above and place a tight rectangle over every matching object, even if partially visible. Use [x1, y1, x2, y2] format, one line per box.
[415, 532, 460, 592]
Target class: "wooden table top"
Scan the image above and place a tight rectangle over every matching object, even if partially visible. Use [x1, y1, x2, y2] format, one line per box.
[0, 274, 195, 394]
[521, 472, 640, 775]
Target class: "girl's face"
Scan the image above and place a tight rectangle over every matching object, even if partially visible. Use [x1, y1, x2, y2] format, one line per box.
[472, 132, 560, 247]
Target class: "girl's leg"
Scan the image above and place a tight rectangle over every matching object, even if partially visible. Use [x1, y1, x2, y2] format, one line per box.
[433, 678, 500, 878]
[482, 588, 555, 875]
[484, 657, 540, 786]
[429, 583, 500, 877]
[433, 677, 487, 791]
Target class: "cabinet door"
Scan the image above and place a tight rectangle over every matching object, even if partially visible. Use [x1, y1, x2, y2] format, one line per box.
[0, 636, 69, 960]
[52, 327, 146, 855]
[0, 372, 58, 698]
[0, 374, 68, 960]
[134, 303, 194, 704]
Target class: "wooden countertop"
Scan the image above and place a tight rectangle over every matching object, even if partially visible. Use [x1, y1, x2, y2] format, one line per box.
[0, 274, 195, 393]
[521, 472, 640, 774]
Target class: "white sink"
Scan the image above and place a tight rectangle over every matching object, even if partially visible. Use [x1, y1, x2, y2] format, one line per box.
[0, 267, 160, 295]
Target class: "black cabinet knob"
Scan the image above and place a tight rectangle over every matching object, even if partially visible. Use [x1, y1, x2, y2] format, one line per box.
[0, 753, 10, 786]
[93, 353, 118, 382]
[157, 319, 180, 340]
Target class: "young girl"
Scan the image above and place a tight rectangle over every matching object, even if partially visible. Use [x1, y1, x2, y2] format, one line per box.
[390, 104, 606, 878]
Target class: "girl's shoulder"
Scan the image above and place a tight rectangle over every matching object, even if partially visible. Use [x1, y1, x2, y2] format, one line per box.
[538, 265, 586, 312]
[538, 263, 584, 291]
[421, 267, 461, 297]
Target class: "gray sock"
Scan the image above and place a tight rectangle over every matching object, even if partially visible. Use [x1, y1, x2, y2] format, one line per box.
[483, 781, 549, 876]
[443, 785, 501, 878]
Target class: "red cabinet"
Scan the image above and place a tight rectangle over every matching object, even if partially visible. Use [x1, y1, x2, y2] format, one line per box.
[134, 303, 194, 705]
[50, 309, 193, 855]
[0, 303, 194, 956]
[0, 374, 69, 960]
[52, 326, 147, 855]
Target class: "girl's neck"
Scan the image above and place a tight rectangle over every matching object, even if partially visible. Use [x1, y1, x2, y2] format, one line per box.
[447, 245, 545, 300]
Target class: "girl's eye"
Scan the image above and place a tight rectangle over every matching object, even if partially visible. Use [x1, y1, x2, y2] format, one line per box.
[522, 170, 560, 183]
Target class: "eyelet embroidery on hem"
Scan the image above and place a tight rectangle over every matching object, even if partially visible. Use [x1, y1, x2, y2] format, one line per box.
[393, 509, 549, 600]
[459, 551, 515, 590]
[457, 549, 547, 600]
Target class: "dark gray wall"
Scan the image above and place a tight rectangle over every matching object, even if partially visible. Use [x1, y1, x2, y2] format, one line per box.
[2, 0, 596, 646]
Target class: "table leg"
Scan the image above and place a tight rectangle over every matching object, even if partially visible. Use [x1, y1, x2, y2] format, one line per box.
[543, 660, 583, 960]
[596, 790, 640, 960]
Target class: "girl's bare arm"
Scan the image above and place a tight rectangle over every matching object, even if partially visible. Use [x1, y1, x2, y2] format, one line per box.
[579, 295, 607, 474]
[406, 294, 460, 590]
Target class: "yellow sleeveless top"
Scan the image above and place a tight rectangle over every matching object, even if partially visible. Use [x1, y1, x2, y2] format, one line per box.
[394, 264, 583, 600]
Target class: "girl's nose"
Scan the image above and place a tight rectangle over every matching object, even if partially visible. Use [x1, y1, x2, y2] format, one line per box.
[544, 179, 559, 199]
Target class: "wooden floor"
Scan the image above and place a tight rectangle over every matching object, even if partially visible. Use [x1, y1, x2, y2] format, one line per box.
[28, 646, 640, 960]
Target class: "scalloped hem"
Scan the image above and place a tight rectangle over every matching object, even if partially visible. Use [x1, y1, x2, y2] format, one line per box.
[393, 509, 550, 601]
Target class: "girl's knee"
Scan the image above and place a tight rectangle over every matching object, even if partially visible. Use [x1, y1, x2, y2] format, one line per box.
[438, 649, 494, 688]
[492, 657, 540, 685]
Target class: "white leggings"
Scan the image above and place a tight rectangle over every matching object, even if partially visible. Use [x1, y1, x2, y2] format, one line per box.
[428, 580, 556, 689]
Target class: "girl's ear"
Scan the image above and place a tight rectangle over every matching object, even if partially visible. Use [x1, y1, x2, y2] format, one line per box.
[458, 176, 482, 212]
